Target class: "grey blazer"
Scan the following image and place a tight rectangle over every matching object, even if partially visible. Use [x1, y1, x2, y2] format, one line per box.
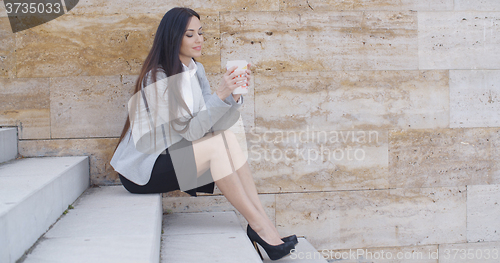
[110, 62, 243, 185]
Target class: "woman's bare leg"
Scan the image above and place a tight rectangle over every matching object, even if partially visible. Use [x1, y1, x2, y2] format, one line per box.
[234, 161, 282, 238]
[192, 131, 284, 245]
[218, 130, 282, 238]
[215, 172, 284, 245]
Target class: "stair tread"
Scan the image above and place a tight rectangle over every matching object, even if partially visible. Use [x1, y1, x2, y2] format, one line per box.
[161, 211, 327, 262]
[161, 211, 262, 263]
[0, 156, 87, 177]
[44, 186, 161, 239]
[19, 236, 159, 263]
[21, 186, 162, 263]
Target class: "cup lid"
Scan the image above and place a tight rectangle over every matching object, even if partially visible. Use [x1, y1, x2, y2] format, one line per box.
[226, 60, 248, 69]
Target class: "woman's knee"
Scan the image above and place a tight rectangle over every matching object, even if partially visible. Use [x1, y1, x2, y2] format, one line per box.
[221, 129, 240, 147]
[200, 130, 241, 160]
[199, 132, 226, 157]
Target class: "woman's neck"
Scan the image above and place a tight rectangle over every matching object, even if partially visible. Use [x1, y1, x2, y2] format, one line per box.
[179, 56, 191, 67]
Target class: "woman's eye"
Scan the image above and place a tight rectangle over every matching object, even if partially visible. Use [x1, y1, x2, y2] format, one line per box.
[186, 32, 202, 37]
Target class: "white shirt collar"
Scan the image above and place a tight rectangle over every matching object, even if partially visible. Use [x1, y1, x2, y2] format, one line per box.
[182, 58, 198, 78]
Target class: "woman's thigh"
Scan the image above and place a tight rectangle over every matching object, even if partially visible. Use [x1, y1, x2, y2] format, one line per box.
[192, 131, 235, 180]
[219, 129, 247, 172]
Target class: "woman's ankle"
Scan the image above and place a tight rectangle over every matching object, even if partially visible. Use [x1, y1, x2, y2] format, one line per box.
[260, 212, 282, 238]
[249, 222, 284, 245]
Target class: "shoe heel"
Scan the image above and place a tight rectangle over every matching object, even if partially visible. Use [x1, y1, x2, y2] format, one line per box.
[252, 240, 264, 260]
[247, 224, 295, 261]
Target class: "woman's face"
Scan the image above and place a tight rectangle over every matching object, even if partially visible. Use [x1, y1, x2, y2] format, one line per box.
[179, 16, 204, 65]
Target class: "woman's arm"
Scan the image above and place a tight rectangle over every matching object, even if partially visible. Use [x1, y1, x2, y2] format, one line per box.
[195, 63, 244, 132]
[232, 94, 241, 103]
[175, 92, 233, 140]
[197, 62, 244, 107]
[130, 69, 234, 149]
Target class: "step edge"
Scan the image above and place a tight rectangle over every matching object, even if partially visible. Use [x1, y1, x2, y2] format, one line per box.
[0, 156, 89, 218]
[19, 187, 163, 263]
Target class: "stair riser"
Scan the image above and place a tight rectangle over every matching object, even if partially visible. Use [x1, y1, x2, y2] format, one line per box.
[0, 128, 18, 164]
[150, 199, 162, 263]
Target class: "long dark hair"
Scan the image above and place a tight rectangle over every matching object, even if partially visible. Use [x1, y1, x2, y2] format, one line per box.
[115, 7, 200, 153]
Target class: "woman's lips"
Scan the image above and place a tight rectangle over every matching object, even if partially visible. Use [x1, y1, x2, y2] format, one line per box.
[193, 46, 201, 51]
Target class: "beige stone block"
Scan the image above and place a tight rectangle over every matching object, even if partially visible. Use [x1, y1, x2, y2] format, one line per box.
[205, 72, 255, 133]
[254, 70, 449, 131]
[0, 17, 15, 78]
[246, 129, 388, 193]
[163, 193, 276, 230]
[50, 75, 134, 138]
[0, 78, 50, 139]
[389, 128, 500, 188]
[450, 70, 500, 128]
[275, 187, 466, 250]
[492, 131, 500, 178]
[15, 14, 161, 77]
[0, 109, 50, 139]
[280, 0, 453, 11]
[419, 12, 500, 70]
[18, 138, 120, 185]
[256, 0, 280, 12]
[13, 13, 219, 77]
[67, 0, 280, 15]
[438, 242, 500, 263]
[221, 11, 418, 72]
[15, 12, 220, 77]
[467, 185, 500, 242]
[455, 0, 500, 11]
[323, 245, 438, 262]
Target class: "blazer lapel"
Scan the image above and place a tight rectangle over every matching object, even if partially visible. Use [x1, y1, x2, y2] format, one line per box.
[194, 70, 203, 112]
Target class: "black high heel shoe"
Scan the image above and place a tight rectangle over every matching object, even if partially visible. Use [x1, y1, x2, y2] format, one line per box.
[281, 234, 298, 245]
[247, 225, 295, 261]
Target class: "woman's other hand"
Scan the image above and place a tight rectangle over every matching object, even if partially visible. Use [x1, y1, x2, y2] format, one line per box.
[216, 64, 250, 101]
[244, 63, 252, 83]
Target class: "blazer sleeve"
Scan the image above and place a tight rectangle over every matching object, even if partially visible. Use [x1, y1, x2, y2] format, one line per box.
[130, 67, 234, 154]
[171, 62, 248, 142]
[195, 63, 244, 132]
[197, 62, 244, 109]
[226, 93, 244, 105]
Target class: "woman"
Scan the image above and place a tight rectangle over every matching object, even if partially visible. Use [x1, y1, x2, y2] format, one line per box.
[110, 7, 297, 261]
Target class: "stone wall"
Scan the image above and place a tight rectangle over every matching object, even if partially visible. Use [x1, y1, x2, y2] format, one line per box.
[1, 0, 500, 259]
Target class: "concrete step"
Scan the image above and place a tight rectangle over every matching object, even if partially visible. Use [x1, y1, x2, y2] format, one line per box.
[161, 211, 262, 263]
[20, 186, 163, 263]
[0, 156, 89, 263]
[0, 128, 18, 163]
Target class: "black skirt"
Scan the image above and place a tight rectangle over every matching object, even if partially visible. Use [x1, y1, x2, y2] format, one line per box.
[118, 142, 215, 197]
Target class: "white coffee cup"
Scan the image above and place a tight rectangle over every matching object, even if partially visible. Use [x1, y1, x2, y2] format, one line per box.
[226, 60, 249, 95]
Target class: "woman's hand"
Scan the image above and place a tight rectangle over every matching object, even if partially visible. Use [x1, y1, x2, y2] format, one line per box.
[232, 63, 252, 102]
[216, 64, 251, 101]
